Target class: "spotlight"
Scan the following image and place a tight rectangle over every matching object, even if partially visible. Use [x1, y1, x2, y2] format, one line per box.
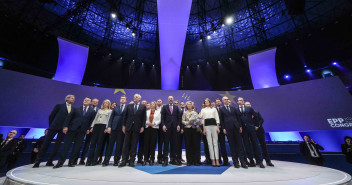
[207, 35, 211, 39]
[0, 60, 4, 67]
[304, 65, 307, 68]
[111, 13, 117, 18]
[222, 23, 225, 27]
[332, 61, 338, 66]
[306, 69, 311, 73]
[284, 74, 290, 79]
[225, 16, 234, 25]
[153, 64, 155, 67]
[132, 32, 135, 36]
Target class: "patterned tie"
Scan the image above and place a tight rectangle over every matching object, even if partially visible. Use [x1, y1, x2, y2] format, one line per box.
[170, 104, 173, 115]
[67, 104, 71, 113]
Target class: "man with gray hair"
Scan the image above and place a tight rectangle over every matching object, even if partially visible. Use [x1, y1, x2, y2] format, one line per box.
[119, 94, 146, 167]
[33, 95, 75, 168]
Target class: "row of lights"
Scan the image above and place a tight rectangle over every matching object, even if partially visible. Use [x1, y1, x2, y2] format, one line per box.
[111, 13, 141, 37]
[200, 16, 234, 41]
[284, 62, 339, 80]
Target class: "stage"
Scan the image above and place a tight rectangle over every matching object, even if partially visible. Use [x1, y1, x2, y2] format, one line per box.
[4, 159, 351, 185]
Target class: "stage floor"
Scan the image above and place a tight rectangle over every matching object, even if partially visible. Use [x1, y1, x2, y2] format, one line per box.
[4, 159, 351, 185]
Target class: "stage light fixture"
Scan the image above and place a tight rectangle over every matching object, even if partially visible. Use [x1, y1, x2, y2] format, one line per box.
[132, 32, 135, 36]
[306, 69, 311, 73]
[207, 35, 211, 39]
[225, 16, 234, 25]
[304, 65, 307, 68]
[111, 13, 117, 18]
[284, 74, 290, 79]
[332, 61, 338, 66]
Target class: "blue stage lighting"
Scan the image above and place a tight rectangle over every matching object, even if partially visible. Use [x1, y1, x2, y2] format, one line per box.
[284, 74, 290, 79]
[306, 69, 311, 73]
[0, 60, 4, 67]
[332, 61, 338, 66]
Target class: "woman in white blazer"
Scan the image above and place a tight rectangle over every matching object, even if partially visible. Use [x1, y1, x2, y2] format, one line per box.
[143, 101, 161, 166]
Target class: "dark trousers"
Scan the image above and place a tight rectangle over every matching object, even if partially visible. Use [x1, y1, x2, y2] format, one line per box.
[157, 128, 164, 161]
[58, 130, 86, 164]
[143, 127, 158, 161]
[31, 152, 38, 164]
[256, 127, 271, 163]
[138, 132, 144, 161]
[103, 129, 125, 163]
[202, 134, 210, 161]
[6, 155, 19, 171]
[242, 126, 263, 163]
[226, 128, 246, 165]
[78, 133, 91, 162]
[163, 126, 178, 161]
[98, 133, 109, 161]
[35, 129, 65, 163]
[176, 132, 183, 160]
[87, 124, 106, 163]
[184, 128, 201, 164]
[121, 124, 141, 162]
[218, 128, 228, 164]
[309, 157, 324, 166]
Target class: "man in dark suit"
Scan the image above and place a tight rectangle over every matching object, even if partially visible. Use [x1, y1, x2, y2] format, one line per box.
[300, 135, 324, 166]
[215, 98, 230, 166]
[77, 98, 99, 165]
[178, 101, 185, 163]
[33, 94, 75, 168]
[103, 95, 127, 166]
[6, 134, 27, 170]
[156, 99, 164, 164]
[218, 97, 247, 168]
[237, 97, 265, 168]
[161, 96, 181, 167]
[31, 130, 48, 164]
[53, 97, 96, 168]
[137, 100, 148, 164]
[119, 94, 146, 167]
[245, 101, 274, 167]
[0, 130, 18, 169]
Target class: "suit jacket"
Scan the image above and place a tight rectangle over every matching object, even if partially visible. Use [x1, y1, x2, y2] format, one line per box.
[123, 103, 147, 132]
[219, 106, 242, 130]
[253, 111, 264, 127]
[108, 104, 126, 130]
[237, 106, 257, 128]
[63, 106, 96, 131]
[161, 104, 181, 129]
[299, 142, 324, 162]
[49, 103, 70, 130]
[11, 139, 27, 157]
[0, 138, 18, 158]
[180, 108, 185, 130]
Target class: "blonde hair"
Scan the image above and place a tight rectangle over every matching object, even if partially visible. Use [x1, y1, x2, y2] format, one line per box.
[101, 99, 111, 109]
[186, 101, 195, 110]
[150, 101, 157, 110]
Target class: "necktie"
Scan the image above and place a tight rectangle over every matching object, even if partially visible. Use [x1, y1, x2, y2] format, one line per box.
[170, 105, 173, 115]
[83, 107, 87, 116]
[134, 104, 138, 114]
[240, 106, 244, 113]
[227, 106, 231, 112]
[308, 143, 318, 157]
[67, 104, 71, 113]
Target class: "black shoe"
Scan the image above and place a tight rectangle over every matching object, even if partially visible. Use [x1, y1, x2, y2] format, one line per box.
[176, 160, 182, 166]
[234, 163, 240, 168]
[259, 162, 265, 168]
[97, 159, 102, 165]
[53, 163, 63, 169]
[33, 163, 40, 168]
[142, 161, 147, 166]
[113, 162, 119, 166]
[86, 162, 92, 166]
[157, 159, 163, 164]
[119, 161, 126, 168]
[266, 162, 275, 167]
[102, 162, 109, 167]
[46, 161, 54, 166]
[68, 163, 75, 167]
[137, 160, 143, 164]
[187, 163, 191, 166]
[249, 161, 256, 167]
[79, 160, 85, 165]
[223, 162, 230, 166]
[162, 161, 168, 167]
[129, 161, 135, 167]
[195, 161, 201, 166]
[241, 163, 248, 169]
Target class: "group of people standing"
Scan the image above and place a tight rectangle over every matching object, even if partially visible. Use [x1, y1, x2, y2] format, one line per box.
[30, 93, 275, 169]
